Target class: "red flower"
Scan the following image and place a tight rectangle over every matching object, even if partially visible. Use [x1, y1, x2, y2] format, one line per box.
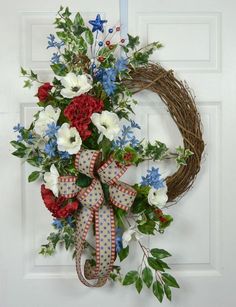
[41, 185, 79, 218]
[37, 82, 53, 101]
[64, 94, 104, 140]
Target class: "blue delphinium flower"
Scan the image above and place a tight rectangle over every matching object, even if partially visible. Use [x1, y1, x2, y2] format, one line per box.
[45, 122, 60, 138]
[129, 136, 140, 148]
[115, 57, 128, 72]
[67, 216, 75, 227]
[51, 52, 61, 64]
[52, 219, 63, 229]
[26, 132, 34, 145]
[101, 68, 117, 96]
[141, 167, 164, 190]
[59, 151, 70, 159]
[17, 134, 23, 142]
[47, 34, 64, 49]
[13, 123, 24, 132]
[44, 140, 57, 157]
[113, 122, 141, 149]
[130, 120, 141, 130]
[115, 227, 123, 253]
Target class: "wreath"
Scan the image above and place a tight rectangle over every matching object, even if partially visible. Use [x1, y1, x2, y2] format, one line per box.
[11, 7, 204, 303]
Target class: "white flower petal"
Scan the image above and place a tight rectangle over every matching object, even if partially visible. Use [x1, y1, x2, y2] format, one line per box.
[57, 123, 82, 154]
[44, 164, 59, 197]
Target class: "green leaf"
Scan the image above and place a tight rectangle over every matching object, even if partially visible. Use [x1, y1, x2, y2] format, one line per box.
[127, 34, 140, 50]
[142, 267, 153, 288]
[20, 67, 27, 76]
[28, 171, 40, 182]
[150, 248, 171, 259]
[50, 63, 68, 76]
[162, 273, 180, 288]
[131, 198, 147, 214]
[76, 173, 92, 188]
[118, 246, 129, 262]
[147, 257, 165, 272]
[152, 281, 164, 302]
[123, 271, 139, 285]
[23, 80, 33, 88]
[85, 29, 94, 45]
[138, 220, 156, 235]
[27, 157, 41, 167]
[164, 284, 172, 301]
[135, 277, 143, 293]
[74, 12, 85, 26]
[12, 148, 27, 158]
[10, 141, 26, 150]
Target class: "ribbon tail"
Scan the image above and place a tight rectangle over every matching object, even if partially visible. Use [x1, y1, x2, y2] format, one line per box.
[75, 204, 116, 287]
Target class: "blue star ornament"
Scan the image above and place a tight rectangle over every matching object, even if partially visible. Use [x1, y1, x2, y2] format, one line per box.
[89, 14, 107, 33]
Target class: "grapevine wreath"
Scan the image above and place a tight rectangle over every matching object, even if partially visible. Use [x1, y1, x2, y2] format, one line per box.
[11, 7, 204, 303]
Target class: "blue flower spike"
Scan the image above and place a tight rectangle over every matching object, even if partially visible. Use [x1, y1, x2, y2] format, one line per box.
[89, 14, 107, 33]
[141, 167, 164, 190]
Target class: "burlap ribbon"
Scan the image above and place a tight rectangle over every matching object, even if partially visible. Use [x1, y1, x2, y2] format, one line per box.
[58, 149, 137, 287]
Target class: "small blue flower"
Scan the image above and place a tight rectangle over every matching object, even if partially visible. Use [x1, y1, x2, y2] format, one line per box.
[121, 125, 133, 138]
[59, 151, 70, 159]
[47, 34, 64, 50]
[115, 57, 128, 72]
[47, 34, 56, 49]
[101, 68, 117, 96]
[44, 140, 57, 157]
[52, 219, 63, 229]
[13, 123, 24, 132]
[141, 167, 164, 190]
[129, 136, 140, 148]
[130, 120, 141, 130]
[45, 122, 60, 138]
[115, 227, 123, 253]
[67, 216, 75, 227]
[17, 134, 23, 142]
[26, 132, 34, 145]
[51, 52, 61, 64]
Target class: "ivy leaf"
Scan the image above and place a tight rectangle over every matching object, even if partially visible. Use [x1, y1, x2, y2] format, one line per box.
[85, 29, 94, 45]
[138, 220, 156, 235]
[50, 63, 68, 76]
[118, 246, 129, 262]
[28, 171, 40, 182]
[147, 257, 165, 272]
[20, 67, 27, 76]
[123, 271, 139, 285]
[73, 12, 85, 26]
[164, 284, 172, 301]
[10, 141, 27, 150]
[135, 277, 143, 293]
[127, 34, 140, 50]
[142, 267, 153, 288]
[152, 281, 164, 302]
[23, 80, 33, 88]
[150, 248, 171, 259]
[162, 273, 180, 288]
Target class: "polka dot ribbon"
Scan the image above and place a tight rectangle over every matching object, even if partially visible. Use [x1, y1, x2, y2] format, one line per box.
[58, 149, 137, 287]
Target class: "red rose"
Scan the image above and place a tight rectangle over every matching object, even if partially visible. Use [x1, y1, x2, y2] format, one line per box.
[37, 82, 53, 101]
[41, 185, 79, 218]
[64, 94, 104, 140]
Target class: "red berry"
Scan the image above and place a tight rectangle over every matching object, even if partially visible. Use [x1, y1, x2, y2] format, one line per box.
[120, 38, 125, 43]
[109, 45, 114, 50]
[155, 208, 163, 217]
[98, 56, 105, 62]
[159, 216, 168, 223]
[116, 26, 120, 31]
[105, 40, 110, 46]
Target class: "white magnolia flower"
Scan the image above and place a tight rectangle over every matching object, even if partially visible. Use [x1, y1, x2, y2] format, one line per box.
[34, 105, 61, 137]
[57, 123, 82, 154]
[44, 164, 59, 197]
[60, 72, 92, 98]
[148, 184, 168, 208]
[122, 226, 142, 248]
[91, 111, 120, 142]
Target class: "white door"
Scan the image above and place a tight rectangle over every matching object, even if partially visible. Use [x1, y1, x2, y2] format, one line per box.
[1, 0, 236, 306]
